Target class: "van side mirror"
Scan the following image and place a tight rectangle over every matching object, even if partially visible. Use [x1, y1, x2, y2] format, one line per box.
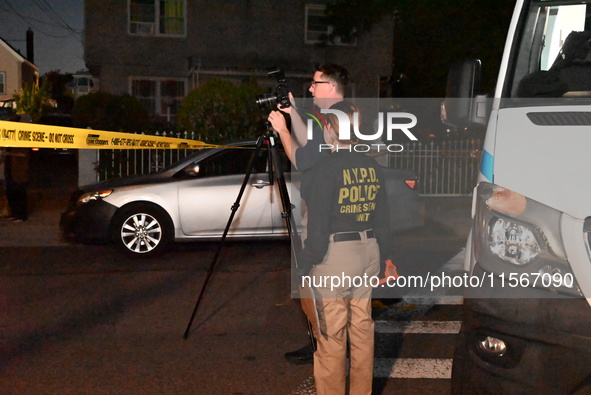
[442, 59, 488, 129]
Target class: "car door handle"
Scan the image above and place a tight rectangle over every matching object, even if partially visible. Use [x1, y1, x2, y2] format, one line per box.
[251, 180, 271, 189]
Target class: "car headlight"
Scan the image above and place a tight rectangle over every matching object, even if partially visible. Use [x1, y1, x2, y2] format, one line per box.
[77, 189, 113, 205]
[474, 182, 581, 296]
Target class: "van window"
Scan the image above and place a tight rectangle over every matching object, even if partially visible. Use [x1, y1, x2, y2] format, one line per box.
[509, 1, 591, 98]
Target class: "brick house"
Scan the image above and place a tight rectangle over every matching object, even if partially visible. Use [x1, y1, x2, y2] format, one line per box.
[0, 36, 39, 104]
[84, 0, 395, 124]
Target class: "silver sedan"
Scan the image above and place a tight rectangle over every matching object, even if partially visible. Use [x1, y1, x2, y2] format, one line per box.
[60, 141, 421, 257]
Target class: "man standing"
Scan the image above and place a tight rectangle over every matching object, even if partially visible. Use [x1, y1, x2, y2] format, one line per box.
[268, 63, 351, 364]
[2, 147, 30, 222]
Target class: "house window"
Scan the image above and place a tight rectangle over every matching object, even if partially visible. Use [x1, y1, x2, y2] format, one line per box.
[130, 77, 186, 119]
[129, 0, 186, 36]
[305, 4, 328, 43]
[76, 77, 94, 95]
[0, 73, 5, 94]
[305, 4, 356, 46]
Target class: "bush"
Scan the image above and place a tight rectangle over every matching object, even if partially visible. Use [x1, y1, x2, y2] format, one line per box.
[176, 78, 268, 144]
[13, 82, 53, 122]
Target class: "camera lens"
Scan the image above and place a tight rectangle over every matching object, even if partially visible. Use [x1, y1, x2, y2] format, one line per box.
[255, 94, 278, 109]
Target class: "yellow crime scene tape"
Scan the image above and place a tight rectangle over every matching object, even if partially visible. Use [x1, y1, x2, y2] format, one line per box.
[0, 120, 216, 150]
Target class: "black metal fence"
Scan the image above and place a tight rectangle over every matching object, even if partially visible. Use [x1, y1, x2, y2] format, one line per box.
[388, 139, 482, 196]
[96, 133, 483, 196]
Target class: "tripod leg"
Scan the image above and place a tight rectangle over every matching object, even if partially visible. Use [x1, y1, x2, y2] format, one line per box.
[267, 134, 301, 256]
[183, 136, 267, 339]
[267, 134, 317, 351]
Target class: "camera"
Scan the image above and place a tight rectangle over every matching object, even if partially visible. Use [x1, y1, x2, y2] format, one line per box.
[256, 69, 290, 109]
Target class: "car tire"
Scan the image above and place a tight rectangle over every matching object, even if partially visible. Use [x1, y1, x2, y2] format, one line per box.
[112, 203, 173, 257]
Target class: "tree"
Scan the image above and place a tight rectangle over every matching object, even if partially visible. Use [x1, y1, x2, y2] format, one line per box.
[176, 78, 267, 144]
[324, 0, 396, 43]
[13, 81, 53, 123]
[44, 70, 75, 113]
[325, 0, 514, 98]
[72, 91, 149, 132]
[386, 0, 515, 97]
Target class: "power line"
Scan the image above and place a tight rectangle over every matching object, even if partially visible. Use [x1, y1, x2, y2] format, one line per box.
[0, 0, 82, 41]
[33, 0, 80, 35]
[0, 0, 86, 72]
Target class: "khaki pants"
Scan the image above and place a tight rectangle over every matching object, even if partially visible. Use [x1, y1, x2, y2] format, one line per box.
[309, 234, 380, 395]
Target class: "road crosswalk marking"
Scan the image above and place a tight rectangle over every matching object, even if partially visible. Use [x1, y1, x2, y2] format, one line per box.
[404, 294, 464, 306]
[374, 358, 453, 379]
[375, 320, 461, 334]
[371, 296, 462, 381]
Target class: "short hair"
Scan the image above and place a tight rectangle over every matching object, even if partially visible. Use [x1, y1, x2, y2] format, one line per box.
[315, 63, 350, 94]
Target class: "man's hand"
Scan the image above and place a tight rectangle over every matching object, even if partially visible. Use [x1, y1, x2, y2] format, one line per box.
[267, 110, 289, 136]
[267, 93, 300, 167]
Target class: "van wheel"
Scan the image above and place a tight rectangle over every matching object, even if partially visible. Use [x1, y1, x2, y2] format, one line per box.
[112, 204, 173, 257]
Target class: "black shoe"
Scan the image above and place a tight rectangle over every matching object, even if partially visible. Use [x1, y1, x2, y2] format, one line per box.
[284, 342, 315, 365]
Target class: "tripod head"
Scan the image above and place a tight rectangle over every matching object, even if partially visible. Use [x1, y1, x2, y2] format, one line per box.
[263, 120, 279, 139]
[258, 121, 281, 186]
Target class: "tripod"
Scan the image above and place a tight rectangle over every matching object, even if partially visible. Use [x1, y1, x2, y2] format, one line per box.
[183, 124, 312, 344]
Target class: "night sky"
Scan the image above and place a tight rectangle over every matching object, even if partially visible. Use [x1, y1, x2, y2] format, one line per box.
[0, 0, 85, 74]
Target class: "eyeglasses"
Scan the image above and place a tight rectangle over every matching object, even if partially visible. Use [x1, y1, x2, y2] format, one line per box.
[310, 80, 331, 87]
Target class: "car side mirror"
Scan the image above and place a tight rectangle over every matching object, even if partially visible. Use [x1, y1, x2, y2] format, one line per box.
[184, 164, 200, 176]
[442, 59, 488, 129]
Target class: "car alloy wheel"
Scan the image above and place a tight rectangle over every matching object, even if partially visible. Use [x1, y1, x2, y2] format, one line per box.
[121, 212, 163, 252]
[113, 204, 172, 256]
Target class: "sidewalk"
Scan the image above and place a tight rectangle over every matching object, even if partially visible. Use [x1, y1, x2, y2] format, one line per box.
[0, 187, 71, 247]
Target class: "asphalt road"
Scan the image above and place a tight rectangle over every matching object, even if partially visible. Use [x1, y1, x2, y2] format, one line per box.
[0, 181, 471, 394]
[0, 240, 313, 394]
[0, 219, 467, 394]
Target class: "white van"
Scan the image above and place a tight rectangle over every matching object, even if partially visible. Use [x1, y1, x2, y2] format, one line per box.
[442, 0, 591, 392]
